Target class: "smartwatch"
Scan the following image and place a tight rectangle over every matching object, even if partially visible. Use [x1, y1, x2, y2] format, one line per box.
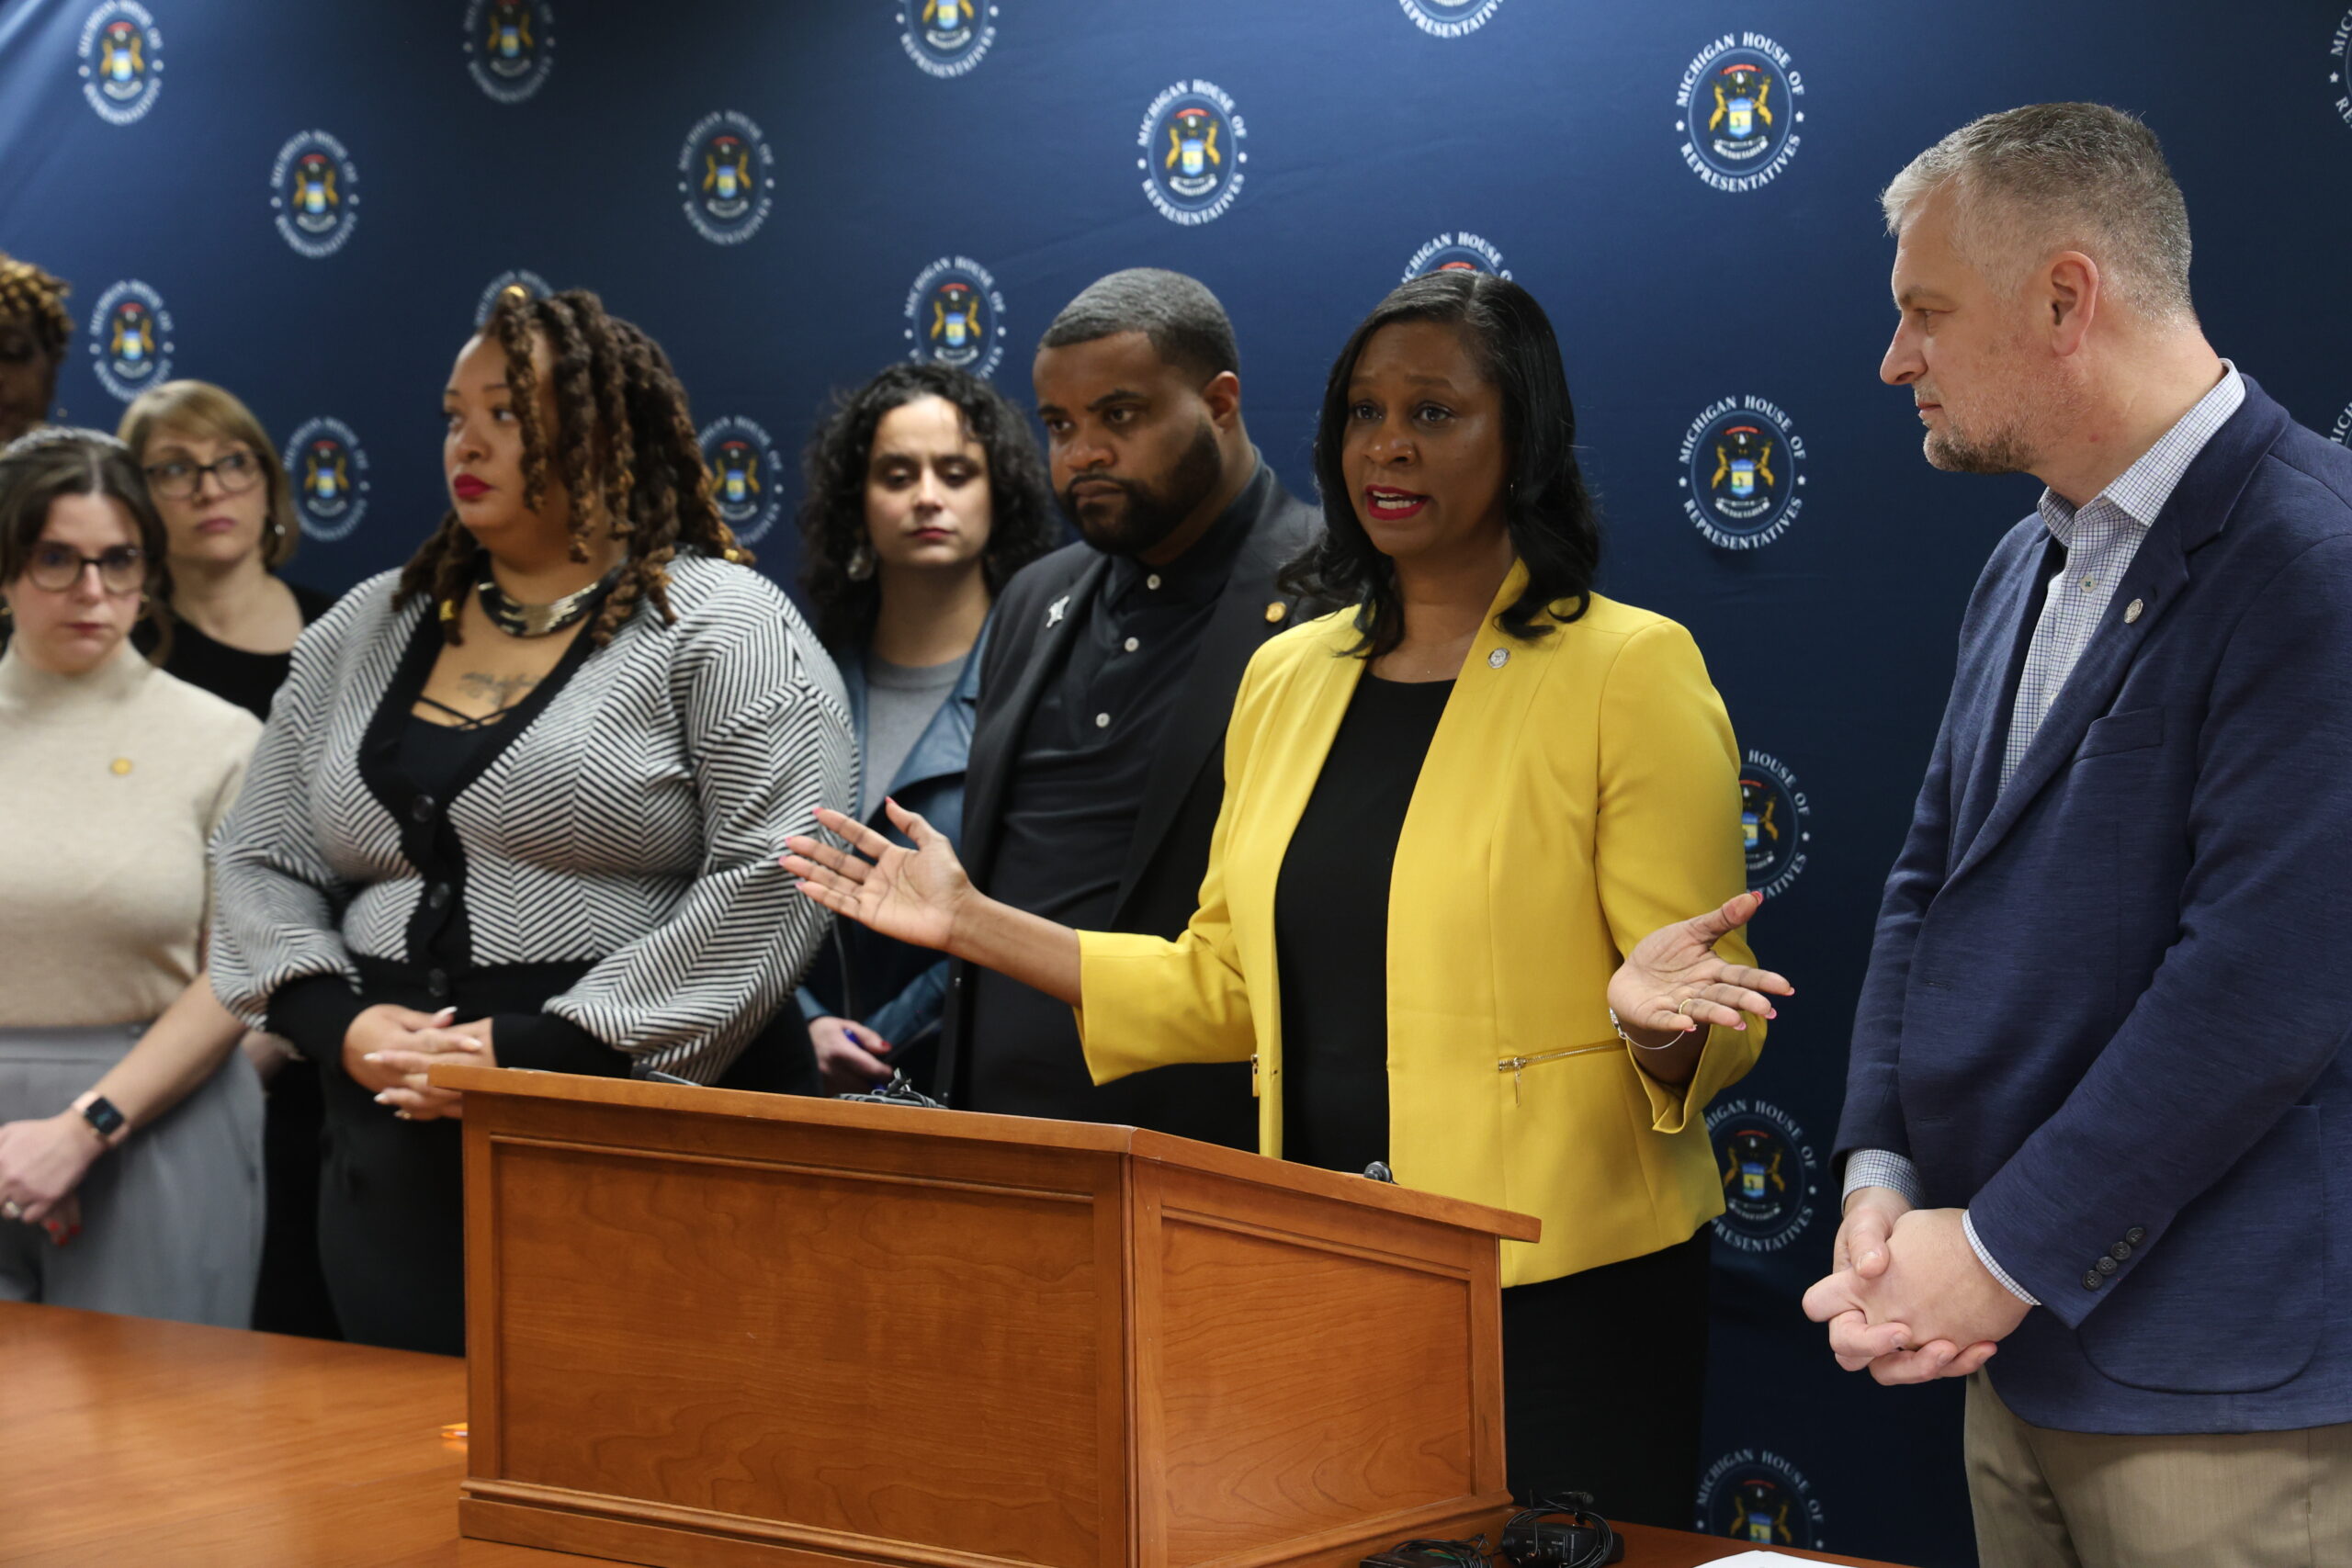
[79, 1096, 126, 1145]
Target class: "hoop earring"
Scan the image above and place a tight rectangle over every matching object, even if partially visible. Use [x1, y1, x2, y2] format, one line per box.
[846, 542, 876, 582]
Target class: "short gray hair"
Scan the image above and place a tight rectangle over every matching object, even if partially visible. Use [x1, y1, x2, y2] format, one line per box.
[1881, 103, 2193, 321]
[1039, 267, 1239, 380]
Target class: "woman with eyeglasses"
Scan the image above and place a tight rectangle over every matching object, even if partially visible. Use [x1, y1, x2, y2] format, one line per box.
[119, 381, 339, 1341]
[0, 428, 266, 1325]
[119, 382, 334, 722]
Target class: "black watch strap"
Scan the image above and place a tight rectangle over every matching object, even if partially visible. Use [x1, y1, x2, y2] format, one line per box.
[81, 1096, 126, 1143]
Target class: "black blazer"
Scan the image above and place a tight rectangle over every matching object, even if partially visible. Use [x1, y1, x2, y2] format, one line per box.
[935, 457, 1323, 1142]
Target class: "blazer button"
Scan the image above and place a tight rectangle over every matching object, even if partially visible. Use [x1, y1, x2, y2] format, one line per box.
[427, 883, 453, 910]
[427, 968, 451, 1001]
[2083, 1270, 2103, 1291]
[2109, 1242, 2132, 1261]
[2096, 1255, 2119, 1275]
[2125, 1226, 2147, 1246]
[412, 794, 437, 823]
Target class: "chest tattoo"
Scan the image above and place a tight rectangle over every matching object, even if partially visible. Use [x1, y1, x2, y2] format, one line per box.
[457, 670, 543, 709]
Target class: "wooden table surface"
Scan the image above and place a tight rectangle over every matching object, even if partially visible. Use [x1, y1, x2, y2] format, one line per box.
[0, 1303, 1905, 1568]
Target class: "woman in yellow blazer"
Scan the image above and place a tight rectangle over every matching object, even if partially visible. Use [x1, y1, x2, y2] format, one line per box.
[785, 272, 1790, 1525]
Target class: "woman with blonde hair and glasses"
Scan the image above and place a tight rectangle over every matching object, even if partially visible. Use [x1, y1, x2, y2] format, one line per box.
[119, 380, 341, 1340]
[119, 380, 335, 720]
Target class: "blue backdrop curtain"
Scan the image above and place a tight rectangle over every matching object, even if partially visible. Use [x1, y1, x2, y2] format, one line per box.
[6, 4, 2348, 1560]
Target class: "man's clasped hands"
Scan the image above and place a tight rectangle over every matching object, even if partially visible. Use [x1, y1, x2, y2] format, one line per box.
[1802, 1186, 2032, 1383]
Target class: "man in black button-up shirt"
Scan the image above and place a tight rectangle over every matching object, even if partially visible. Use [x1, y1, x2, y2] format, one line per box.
[936, 269, 1319, 1144]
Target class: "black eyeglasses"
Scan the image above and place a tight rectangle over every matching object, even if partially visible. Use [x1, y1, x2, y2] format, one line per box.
[24, 543, 145, 593]
[143, 450, 260, 501]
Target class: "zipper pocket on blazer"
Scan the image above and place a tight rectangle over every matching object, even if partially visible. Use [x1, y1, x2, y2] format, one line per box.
[1497, 1042, 1615, 1102]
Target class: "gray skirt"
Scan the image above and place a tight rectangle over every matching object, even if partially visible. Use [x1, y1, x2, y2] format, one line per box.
[0, 1022, 263, 1327]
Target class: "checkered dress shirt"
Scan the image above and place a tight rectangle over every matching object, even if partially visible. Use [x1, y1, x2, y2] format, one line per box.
[2003, 365, 2246, 786]
[1844, 364, 2245, 1309]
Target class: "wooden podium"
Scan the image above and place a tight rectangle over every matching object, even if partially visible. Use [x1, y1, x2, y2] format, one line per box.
[436, 1066, 1541, 1568]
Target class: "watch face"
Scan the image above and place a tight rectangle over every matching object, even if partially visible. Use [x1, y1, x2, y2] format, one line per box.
[84, 1097, 125, 1137]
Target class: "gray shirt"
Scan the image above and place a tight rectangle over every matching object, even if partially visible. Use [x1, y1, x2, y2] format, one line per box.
[861, 651, 967, 819]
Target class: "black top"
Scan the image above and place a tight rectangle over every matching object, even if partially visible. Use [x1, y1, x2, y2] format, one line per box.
[394, 697, 526, 969]
[396, 715, 500, 819]
[1272, 673, 1453, 1174]
[964, 481, 1255, 1119]
[142, 581, 337, 719]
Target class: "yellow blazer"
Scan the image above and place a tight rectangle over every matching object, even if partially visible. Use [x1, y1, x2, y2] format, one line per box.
[1076, 562, 1764, 1286]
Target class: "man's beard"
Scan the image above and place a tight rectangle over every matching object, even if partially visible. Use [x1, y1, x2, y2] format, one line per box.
[1058, 419, 1224, 558]
[1922, 409, 2041, 476]
[1918, 348, 2082, 477]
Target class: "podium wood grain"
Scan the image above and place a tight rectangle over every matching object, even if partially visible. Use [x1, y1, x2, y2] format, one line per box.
[0, 1302, 1907, 1567]
[437, 1067, 1541, 1568]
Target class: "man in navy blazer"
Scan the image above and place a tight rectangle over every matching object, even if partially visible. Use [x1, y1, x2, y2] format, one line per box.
[1804, 104, 2352, 1562]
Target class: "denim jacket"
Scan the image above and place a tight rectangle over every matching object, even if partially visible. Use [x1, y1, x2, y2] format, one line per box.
[796, 622, 986, 1067]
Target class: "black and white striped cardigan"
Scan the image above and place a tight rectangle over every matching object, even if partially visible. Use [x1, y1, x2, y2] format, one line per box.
[209, 555, 854, 1083]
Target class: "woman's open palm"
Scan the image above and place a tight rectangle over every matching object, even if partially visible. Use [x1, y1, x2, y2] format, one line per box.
[782, 802, 971, 953]
[1607, 889, 1792, 1035]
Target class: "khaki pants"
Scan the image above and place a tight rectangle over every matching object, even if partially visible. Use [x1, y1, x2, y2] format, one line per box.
[1966, 1371, 2352, 1568]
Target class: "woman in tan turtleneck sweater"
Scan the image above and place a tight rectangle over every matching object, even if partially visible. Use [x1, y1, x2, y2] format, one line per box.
[0, 429, 265, 1326]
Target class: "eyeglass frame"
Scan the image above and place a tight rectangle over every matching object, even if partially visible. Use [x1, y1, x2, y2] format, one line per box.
[141, 448, 263, 502]
[20, 543, 149, 594]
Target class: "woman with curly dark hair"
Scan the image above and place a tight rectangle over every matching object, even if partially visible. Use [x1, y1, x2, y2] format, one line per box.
[209, 288, 853, 1354]
[794, 362, 1055, 1092]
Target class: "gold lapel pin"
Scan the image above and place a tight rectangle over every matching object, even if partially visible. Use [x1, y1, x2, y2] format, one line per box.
[1263, 601, 1286, 624]
[109, 758, 133, 776]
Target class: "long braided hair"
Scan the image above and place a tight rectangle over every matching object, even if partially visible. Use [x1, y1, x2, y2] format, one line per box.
[394, 287, 752, 646]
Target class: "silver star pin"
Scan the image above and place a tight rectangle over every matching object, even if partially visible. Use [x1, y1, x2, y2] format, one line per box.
[1046, 594, 1069, 628]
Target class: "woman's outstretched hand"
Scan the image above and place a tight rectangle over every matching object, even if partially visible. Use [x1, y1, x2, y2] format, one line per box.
[1607, 889, 1793, 1040]
[783, 801, 973, 954]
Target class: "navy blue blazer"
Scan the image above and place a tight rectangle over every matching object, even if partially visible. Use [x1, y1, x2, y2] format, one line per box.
[1836, 378, 2352, 1435]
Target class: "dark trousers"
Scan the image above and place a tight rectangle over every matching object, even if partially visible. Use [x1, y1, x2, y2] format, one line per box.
[1500, 1228, 1711, 1529]
[320, 961, 820, 1357]
[251, 1058, 343, 1339]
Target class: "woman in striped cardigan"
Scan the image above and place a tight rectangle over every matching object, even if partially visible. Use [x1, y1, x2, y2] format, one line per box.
[209, 289, 854, 1355]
